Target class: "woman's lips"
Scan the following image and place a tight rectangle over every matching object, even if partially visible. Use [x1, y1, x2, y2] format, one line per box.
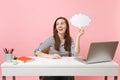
[58, 29, 63, 31]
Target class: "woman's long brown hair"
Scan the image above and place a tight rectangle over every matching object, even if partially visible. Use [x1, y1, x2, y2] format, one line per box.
[53, 17, 72, 56]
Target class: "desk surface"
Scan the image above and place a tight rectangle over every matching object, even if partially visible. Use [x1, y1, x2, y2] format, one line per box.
[1, 57, 118, 68]
[1, 57, 119, 76]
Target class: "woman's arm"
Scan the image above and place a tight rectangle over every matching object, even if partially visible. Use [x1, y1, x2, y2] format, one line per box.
[36, 51, 61, 59]
[34, 37, 61, 59]
[75, 28, 84, 53]
[36, 51, 49, 57]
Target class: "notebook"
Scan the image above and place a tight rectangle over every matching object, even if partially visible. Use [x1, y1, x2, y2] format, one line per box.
[76, 41, 119, 64]
[17, 56, 34, 63]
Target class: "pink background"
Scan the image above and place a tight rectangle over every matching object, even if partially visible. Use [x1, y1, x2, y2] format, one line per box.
[0, 0, 120, 80]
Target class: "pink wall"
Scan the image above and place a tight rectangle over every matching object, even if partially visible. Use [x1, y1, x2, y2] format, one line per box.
[0, 0, 120, 80]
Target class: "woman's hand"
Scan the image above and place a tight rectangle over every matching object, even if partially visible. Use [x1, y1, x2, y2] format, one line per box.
[48, 54, 61, 59]
[77, 28, 84, 37]
[36, 51, 61, 59]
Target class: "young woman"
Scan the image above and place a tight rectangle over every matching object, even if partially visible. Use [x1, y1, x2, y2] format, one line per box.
[34, 17, 84, 80]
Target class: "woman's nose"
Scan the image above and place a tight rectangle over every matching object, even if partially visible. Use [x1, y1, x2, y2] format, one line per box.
[58, 25, 62, 28]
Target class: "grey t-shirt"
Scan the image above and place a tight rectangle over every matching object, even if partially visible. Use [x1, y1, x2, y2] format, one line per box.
[34, 36, 78, 57]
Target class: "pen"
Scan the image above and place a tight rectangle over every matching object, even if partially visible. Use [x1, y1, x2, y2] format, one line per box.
[3, 48, 7, 53]
[3, 48, 8, 54]
[10, 48, 14, 54]
[3, 48, 14, 54]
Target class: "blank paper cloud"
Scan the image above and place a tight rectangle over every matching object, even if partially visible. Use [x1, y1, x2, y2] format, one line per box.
[70, 13, 91, 28]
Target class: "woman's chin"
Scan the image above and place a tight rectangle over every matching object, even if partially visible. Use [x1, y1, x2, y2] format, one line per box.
[58, 32, 65, 34]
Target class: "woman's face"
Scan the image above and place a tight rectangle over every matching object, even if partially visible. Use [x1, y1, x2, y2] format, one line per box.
[56, 19, 67, 35]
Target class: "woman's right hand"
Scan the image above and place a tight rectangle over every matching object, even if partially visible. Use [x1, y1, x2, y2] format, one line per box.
[77, 28, 84, 37]
[48, 54, 61, 59]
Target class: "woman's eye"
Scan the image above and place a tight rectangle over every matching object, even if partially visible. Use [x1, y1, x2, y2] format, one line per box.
[56, 23, 59, 26]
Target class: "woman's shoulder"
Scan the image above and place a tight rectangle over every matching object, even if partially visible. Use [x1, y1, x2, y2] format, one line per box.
[47, 36, 54, 40]
[45, 36, 55, 42]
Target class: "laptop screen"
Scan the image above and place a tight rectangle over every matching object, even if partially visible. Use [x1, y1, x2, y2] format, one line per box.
[86, 41, 119, 64]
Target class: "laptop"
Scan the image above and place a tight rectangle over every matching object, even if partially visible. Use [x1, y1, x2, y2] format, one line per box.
[76, 41, 119, 64]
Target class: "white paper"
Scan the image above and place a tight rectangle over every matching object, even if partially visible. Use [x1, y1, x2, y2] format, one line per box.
[70, 13, 91, 28]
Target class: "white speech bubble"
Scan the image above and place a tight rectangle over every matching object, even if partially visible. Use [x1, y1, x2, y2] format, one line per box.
[70, 13, 91, 28]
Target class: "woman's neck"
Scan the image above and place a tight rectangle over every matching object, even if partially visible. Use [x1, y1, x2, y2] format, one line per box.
[58, 33, 65, 39]
[58, 33, 65, 43]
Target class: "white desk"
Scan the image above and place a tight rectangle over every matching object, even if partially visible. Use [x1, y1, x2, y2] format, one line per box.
[1, 57, 119, 80]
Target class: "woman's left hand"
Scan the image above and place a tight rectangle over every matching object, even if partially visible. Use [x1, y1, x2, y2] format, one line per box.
[77, 28, 84, 37]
